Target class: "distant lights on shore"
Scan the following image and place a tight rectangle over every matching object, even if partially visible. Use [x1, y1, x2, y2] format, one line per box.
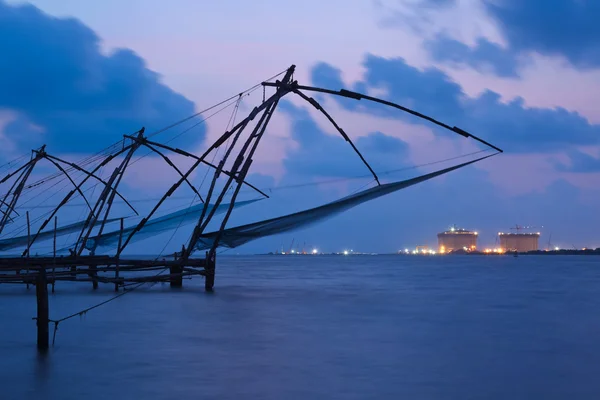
[312, 249, 318, 254]
[484, 248, 505, 254]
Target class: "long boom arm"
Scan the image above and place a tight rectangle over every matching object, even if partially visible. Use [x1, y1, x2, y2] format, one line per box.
[262, 82, 503, 153]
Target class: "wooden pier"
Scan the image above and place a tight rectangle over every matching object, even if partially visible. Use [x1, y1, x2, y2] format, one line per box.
[0, 254, 214, 351]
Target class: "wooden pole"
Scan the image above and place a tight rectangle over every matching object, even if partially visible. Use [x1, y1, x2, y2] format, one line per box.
[115, 217, 123, 291]
[169, 265, 183, 288]
[170, 245, 183, 288]
[52, 216, 56, 293]
[90, 264, 98, 290]
[26, 211, 30, 289]
[205, 251, 215, 291]
[36, 267, 49, 351]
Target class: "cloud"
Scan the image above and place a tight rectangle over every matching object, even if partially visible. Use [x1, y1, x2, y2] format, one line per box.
[421, 0, 456, 7]
[555, 150, 600, 173]
[425, 34, 520, 78]
[484, 0, 600, 70]
[309, 54, 600, 153]
[0, 1, 201, 153]
[400, 0, 600, 79]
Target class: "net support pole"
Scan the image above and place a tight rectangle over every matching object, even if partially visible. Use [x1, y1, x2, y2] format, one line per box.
[26, 211, 30, 290]
[204, 251, 215, 292]
[170, 245, 183, 288]
[36, 267, 49, 352]
[52, 216, 56, 293]
[90, 264, 98, 290]
[115, 217, 123, 292]
[169, 265, 183, 288]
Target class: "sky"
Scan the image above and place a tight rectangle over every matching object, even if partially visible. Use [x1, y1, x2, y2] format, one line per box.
[1, 0, 599, 254]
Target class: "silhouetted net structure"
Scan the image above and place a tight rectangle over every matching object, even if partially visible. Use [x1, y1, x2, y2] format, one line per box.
[0, 64, 502, 261]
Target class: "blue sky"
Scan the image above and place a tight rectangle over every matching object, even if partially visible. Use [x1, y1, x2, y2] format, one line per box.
[1, 0, 599, 253]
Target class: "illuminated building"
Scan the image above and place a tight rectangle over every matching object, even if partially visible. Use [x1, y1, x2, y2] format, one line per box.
[437, 226, 478, 253]
[498, 232, 540, 252]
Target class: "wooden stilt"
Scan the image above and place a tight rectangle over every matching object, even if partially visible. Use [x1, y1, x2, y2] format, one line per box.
[52, 216, 56, 293]
[169, 246, 184, 288]
[36, 267, 49, 351]
[90, 264, 98, 290]
[204, 251, 215, 292]
[115, 218, 123, 291]
[169, 265, 183, 288]
[26, 211, 30, 290]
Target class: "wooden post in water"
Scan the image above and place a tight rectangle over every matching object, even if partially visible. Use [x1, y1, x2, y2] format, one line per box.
[26, 211, 30, 289]
[205, 251, 215, 292]
[90, 264, 98, 290]
[115, 217, 123, 291]
[36, 267, 49, 351]
[169, 246, 183, 288]
[52, 216, 57, 293]
[169, 265, 183, 288]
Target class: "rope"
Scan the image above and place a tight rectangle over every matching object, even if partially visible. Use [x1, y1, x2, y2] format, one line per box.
[0, 152, 29, 172]
[197, 94, 243, 192]
[4, 149, 493, 216]
[37, 267, 169, 347]
[146, 68, 287, 140]
[125, 93, 248, 170]
[3, 68, 288, 207]
[234, 149, 493, 195]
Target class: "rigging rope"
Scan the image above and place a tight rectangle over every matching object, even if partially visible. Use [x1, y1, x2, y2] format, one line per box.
[39, 267, 169, 347]
[146, 68, 288, 140]
[235, 149, 493, 195]
[1, 68, 288, 208]
[197, 93, 243, 193]
[6, 149, 492, 214]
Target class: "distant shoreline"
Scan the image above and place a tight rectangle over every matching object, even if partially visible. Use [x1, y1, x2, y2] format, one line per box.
[253, 249, 600, 256]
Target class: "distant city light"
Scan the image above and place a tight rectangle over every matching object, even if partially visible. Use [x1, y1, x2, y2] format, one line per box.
[312, 249, 318, 254]
[343, 250, 349, 255]
[291, 250, 295, 254]
[554, 247, 559, 251]
[474, 232, 478, 235]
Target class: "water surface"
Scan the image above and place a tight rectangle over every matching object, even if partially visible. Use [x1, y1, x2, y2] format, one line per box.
[1, 255, 599, 399]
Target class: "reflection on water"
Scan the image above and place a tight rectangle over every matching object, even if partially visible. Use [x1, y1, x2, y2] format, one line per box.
[1, 255, 600, 399]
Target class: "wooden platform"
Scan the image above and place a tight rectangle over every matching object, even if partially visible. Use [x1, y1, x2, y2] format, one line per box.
[0, 255, 209, 287]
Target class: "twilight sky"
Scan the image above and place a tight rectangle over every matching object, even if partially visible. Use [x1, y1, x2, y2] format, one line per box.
[1, 0, 599, 254]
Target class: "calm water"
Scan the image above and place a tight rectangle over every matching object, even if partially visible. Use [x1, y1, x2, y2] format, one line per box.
[1, 255, 600, 399]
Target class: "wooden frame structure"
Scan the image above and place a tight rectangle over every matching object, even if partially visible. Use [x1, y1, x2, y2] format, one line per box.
[0, 65, 502, 350]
